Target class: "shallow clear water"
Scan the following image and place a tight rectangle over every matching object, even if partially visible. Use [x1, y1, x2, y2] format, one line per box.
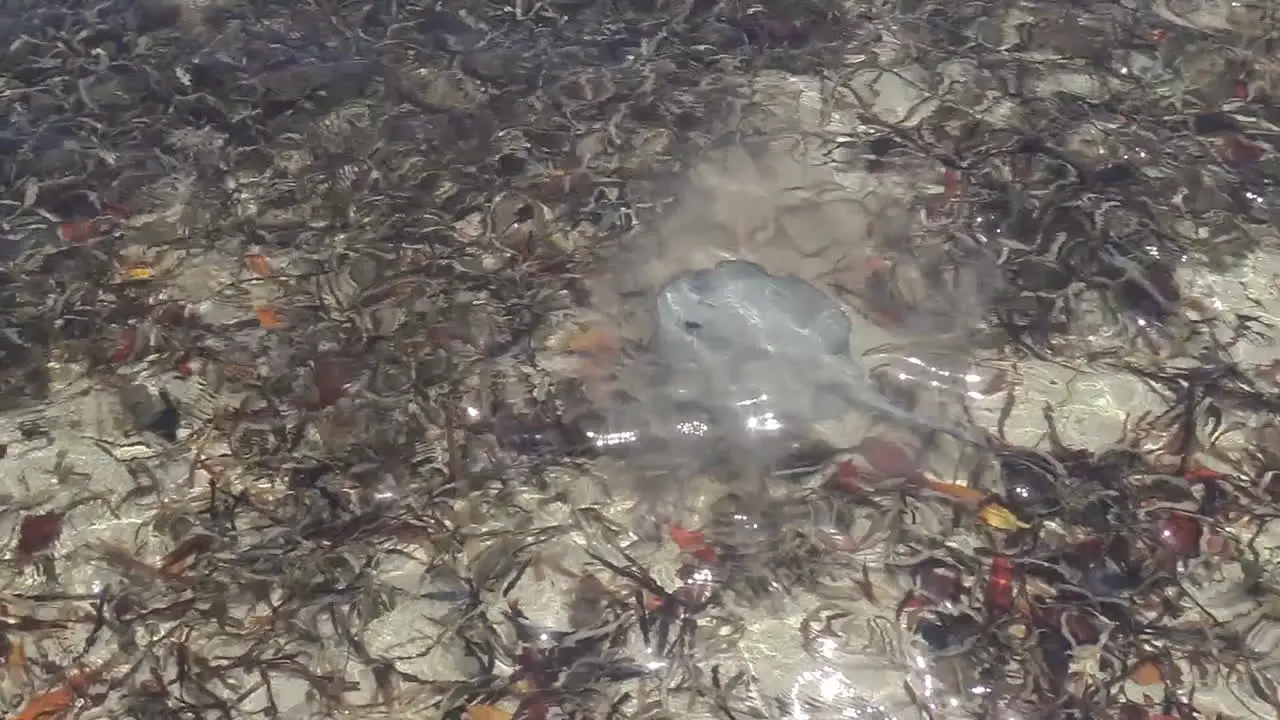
[4, 1, 1280, 719]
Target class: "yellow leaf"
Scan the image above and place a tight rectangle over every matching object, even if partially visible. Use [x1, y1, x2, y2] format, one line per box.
[122, 264, 155, 281]
[979, 502, 1029, 531]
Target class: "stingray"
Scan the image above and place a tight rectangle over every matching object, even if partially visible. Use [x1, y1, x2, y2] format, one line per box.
[654, 259, 985, 447]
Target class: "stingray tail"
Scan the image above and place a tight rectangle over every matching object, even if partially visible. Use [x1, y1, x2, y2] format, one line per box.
[845, 384, 989, 449]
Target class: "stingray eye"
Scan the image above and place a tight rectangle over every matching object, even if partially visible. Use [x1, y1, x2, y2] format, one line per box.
[687, 268, 714, 296]
[683, 321, 703, 332]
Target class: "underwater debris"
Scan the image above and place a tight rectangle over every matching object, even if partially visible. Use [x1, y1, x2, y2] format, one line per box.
[0, 0, 1279, 718]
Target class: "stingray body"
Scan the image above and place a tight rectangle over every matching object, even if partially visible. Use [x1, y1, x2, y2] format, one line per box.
[654, 260, 982, 445]
[655, 260, 852, 361]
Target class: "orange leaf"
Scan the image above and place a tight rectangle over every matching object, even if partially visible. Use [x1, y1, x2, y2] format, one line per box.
[245, 254, 272, 277]
[12, 665, 103, 720]
[157, 535, 214, 576]
[13, 686, 76, 720]
[563, 326, 620, 377]
[924, 480, 986, 506]
[6, 637, 25, 670]
[255, 306, 284, 329]
[565, 327, 617, 353]
[466, 705, 513, 720]
[1129, 658, 1164, 686]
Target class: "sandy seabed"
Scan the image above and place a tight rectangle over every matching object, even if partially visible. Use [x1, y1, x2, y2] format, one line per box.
[3, 0, 1280, 719]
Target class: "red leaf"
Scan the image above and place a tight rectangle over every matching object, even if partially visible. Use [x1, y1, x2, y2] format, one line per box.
[16, 513, 63, 559]
[313, 358, 349, 408]
[57, 220, 96, 243]
[1155, 512, 1201, 556]
[691, 545, 718, 563]
[101, 203, 132, 219]
[896, 592, 926, 617]
[175, 352, 200, 377]
[1225, 135, 1265, 164]
[830, 459, 863, 491]
[985, 556, 1015, 612]
[916, 566, 961, 602]
[1073, 535, 1106, 560]
[668, 525, 707, 552]
[943, 168, 964, 201]
[109, 325, 139, 364]
[857, 437, 918, 477]
[154, 303, 193, 327]
[1061, 609, 1101, 645]
[1183, 466, 1224, 483]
